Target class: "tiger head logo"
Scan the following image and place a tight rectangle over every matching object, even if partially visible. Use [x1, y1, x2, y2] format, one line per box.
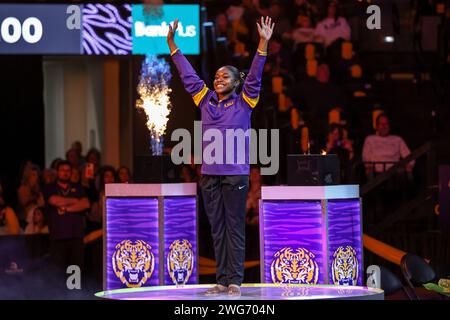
[331, 246, 358, 286]
[271, 247, 319, 284]
[167, 239, 194, 285]
[112, 240, 155, 288]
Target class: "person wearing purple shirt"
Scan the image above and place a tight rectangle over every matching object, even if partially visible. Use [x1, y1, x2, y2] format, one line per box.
[168, 16, 274, 296]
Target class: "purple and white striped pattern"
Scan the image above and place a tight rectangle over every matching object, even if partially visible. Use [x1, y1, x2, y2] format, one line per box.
[261, 200, 326, 284]
[327, 199, 363, 285]
[82, 3, 132, 55]
[163, 196, 197, 285]
[106, 197, 159, 290]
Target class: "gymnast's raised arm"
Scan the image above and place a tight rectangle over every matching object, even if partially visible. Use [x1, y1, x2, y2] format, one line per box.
[241, 16, 274, 109]
[167, 19, 209, 107]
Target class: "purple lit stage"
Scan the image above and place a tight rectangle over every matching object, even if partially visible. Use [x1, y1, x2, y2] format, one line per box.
[101, 183, 369, 300]
[260, 185, 363, 286]
[96, 284, 383, 300]
[104, 183, 198, 291]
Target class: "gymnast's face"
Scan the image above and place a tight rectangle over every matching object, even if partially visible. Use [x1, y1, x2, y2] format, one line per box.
[214, 67, 239, 96]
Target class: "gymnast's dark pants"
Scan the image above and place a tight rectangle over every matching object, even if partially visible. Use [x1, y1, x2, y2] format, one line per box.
[200, 175, 249, 286]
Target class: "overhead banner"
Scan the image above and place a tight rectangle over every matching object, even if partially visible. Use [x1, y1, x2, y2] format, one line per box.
[0, 4, 82, 54]
[0, 3, 200, 55]
[132, 4, 200, 55]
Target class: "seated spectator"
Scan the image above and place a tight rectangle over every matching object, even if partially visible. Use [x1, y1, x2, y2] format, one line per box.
[314, 0, 350, 47]
[326, 123, 354, 159]
[246, 167, 262, 225]
[0, 183, 21, 235]
[325, 123, 354, 183]
[362, 113, 415, 175]
[24, 206, 49, 235]
[290, 14, 321, 47]
[291, 0, 319, 25]
[17, 164, 44, 223]
[44, 160, 90, 271]
[88, 165, 116, 230]
[117, 166, 132, 184]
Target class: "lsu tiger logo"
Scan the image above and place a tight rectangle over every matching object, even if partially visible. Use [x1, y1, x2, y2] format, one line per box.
[331, 246, 358, 286]
[167, 239, 194, 285]
[112, 240, 155, 288]
[270, 247, 319, 284]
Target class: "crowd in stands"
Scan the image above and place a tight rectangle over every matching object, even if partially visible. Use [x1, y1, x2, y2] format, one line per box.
[206, 0, 420, 222]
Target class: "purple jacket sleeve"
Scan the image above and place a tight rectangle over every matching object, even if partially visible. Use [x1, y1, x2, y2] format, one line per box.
[241, 51, 267, 109]
[171, 49, 209, 107]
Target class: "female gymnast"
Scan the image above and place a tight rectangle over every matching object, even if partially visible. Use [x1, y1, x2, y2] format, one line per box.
[167, 16, 274, 296]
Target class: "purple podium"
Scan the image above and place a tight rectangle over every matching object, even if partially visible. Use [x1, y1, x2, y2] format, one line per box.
[260, 185, 363, 286]
[103, 183, 198, 291]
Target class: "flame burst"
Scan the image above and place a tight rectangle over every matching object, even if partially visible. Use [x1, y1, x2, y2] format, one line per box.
[136, 54, 172, 155]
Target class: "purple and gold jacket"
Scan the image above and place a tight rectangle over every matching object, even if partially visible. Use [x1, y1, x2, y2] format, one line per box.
[171, 49, 266, 175]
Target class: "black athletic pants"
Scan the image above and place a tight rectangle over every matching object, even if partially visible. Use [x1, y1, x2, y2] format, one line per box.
[200, 175, 249, 286]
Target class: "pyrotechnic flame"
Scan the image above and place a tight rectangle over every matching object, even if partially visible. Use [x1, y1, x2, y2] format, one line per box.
[136, 54, 172, 155]
[321, 149, 327, 155]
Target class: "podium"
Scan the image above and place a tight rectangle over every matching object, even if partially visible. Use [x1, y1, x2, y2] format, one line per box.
[259, 185, 363, 286]
[103, 183, 198, 291]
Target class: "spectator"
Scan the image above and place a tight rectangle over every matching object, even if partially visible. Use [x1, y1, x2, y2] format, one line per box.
[314, 0, 350, 47]
[87, 165, 116, 230]
[17, 164, 44, 223]
[291, 0, 319, 25]
[362, 113, 415, 174]
[85, 148, 101, 176]
[246, 167, 262, 225]
[325, 123, 353, 159]
[81, 148, 102, 197]
[117, 166, 132, 184]
[50, 158, 63, 171]
[290, 14, 320, 46]
[0, 183, 21, 235]
[71, 140, 84, 161]
[325, 123, 354, 183]
[42, 168, 57, 186]
[66, 148, 82, 171]
[70, 167, 81, 185]
[24, 206, 49, 235]
[44, 160, 90, 271]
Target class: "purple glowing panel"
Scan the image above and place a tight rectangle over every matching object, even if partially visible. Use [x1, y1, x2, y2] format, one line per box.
[262, 200, 325, 284]
[106, 197, 159, 290]
[327, 199, 363, 286]
[163, 196, 197, 285]
[82, 4, 132, 55]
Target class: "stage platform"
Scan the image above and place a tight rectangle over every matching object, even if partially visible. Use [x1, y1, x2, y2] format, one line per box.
[95, 284, 384, 300]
